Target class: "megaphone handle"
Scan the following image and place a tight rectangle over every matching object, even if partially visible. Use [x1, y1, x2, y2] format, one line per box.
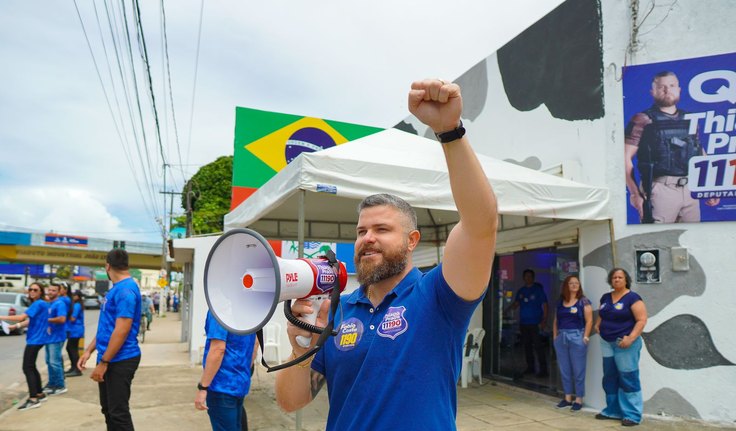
[296, 295, 325, 348]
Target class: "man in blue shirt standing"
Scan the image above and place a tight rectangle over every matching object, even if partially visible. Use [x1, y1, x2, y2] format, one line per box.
[194, 311, 257, 431]
[508, 269, 549, 377]
[79, 249, 141, 431]
[274, 79, 499, 430]
[44, 282, 68, 395]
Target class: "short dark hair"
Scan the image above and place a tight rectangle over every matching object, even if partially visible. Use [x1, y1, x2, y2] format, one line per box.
[107, 249, 129, 270]
[652, 71, 677, 82]
[607, 267, 632, 289]
[522, 269, 535, 278]
[358, 193, 418, 231]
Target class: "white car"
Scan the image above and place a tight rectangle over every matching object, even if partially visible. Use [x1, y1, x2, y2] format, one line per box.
[0, 292, 30, 335]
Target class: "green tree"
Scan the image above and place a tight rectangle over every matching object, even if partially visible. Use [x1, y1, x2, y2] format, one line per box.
[176, 155, 233, 235]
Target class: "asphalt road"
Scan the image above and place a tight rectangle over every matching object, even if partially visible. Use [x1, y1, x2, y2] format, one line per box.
[0, 309, 100, 395]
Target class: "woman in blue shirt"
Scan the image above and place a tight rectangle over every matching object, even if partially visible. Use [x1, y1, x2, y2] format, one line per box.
[65, 291, 85, 377]
[552, 275, 592, 411]
[594, 268, 648, 427]
[0, 282, 50, 410]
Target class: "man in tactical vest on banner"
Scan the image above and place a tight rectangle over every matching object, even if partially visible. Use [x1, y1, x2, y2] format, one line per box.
[274, 78, 498, 430]
[625, 71, 719, 223]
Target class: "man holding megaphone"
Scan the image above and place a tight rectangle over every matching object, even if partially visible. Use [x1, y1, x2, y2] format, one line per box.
[275, 78, 498, 430]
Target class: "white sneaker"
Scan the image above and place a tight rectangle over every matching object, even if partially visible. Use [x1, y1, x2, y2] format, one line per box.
[49, 387, 68, 396]
[17, 399, 42, 410]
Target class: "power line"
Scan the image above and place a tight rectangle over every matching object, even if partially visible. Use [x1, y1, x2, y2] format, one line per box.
[72, 0, 159, 227]
[186, 0, 205, 168]
[160, 0, 187, 186]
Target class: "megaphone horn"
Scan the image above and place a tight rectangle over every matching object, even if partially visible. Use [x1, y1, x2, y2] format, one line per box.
[204, 228, 347, 338]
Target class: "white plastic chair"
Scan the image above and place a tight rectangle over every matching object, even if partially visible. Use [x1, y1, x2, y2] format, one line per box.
[263, 322, 283, 365]
[461, 327, 485, 388]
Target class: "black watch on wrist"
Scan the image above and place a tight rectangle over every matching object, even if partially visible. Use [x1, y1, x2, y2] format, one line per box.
[197, 382, 208, 391]
[100, 359, 110, 365]
[434, 120, 466, 144]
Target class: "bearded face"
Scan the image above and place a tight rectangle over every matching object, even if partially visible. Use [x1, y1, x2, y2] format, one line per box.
[354, 236, 410, 286]
[651, 75, 681, 108]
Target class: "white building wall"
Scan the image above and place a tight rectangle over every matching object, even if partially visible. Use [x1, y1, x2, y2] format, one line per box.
[407, 0, 736, 422]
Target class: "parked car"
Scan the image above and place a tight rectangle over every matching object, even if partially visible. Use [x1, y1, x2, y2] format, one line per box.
[0, 292, 30, 335]
[83, 294, 102, 310]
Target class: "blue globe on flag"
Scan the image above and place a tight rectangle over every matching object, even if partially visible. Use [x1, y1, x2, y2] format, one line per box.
[285, 127, 336, 164]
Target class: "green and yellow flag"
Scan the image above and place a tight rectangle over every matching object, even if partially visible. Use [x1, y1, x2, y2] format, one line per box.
[231, 107, 383, 209]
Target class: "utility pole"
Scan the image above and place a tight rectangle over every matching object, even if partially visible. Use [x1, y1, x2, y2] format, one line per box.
[185, 181, 193, 238]
[160, 188, 182, 317]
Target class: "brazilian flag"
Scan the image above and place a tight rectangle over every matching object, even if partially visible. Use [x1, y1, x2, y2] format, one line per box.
[231, 107, 383, 209]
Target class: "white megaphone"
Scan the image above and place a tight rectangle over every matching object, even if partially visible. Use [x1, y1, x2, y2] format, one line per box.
[204, 228, 347, 348]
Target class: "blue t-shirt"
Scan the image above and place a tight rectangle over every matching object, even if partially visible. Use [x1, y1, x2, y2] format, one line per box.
[598, 291, 643, 342]
[47, 299, 67, 344]
[25, 300, 50, 346]
[312, 265, 481, 431]
[515, 283, 548, 325]
[96, 277, 141, 363]
[141, 296, 153, 314]
[68, 302, 85, 338]
[61, 295, 72, 332]
[556, 297, 590, 330]
[203, 312, 256, 398]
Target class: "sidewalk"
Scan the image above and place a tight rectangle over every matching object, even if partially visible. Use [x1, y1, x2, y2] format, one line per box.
[1, 314, 732, 430]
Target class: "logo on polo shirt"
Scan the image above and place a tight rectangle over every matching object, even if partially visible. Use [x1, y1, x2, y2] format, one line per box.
[334, 317, 363, 351]
[377, 306, 408, 340]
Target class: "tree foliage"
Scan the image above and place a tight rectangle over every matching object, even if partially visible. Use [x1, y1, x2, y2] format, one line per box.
[176, 156, 233, 235]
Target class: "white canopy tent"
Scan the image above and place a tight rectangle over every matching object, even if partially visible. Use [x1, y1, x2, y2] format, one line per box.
[225, 128, 614, 258]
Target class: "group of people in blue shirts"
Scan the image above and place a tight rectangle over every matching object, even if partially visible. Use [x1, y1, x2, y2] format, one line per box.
[509, 267, 648, 427]
[0, 281, 86, 411]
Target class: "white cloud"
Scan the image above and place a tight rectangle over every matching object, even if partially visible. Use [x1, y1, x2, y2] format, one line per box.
[0, 187, 126, 237]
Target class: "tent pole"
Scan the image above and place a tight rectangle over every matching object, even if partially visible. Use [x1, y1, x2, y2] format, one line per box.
[296, 189, 305, 431]
[298, 189, 306, 259]
[608, 219, 618, 267]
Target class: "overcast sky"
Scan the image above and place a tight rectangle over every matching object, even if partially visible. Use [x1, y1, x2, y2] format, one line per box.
[0, 0, 561, 244]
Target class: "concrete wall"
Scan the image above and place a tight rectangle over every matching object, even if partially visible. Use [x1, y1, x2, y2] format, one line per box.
[398, 0, 736, 423]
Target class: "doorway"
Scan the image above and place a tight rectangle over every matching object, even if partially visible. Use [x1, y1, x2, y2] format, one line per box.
[482, 245, 580, 395]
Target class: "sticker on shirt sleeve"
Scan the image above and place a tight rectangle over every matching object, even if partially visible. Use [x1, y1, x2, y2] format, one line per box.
[377, 306, 408, 340]
[334, 317, 363, 351]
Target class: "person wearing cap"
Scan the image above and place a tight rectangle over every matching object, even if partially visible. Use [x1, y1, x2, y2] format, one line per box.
[78, 249, 142, 430]
[274, 78, 498, 430]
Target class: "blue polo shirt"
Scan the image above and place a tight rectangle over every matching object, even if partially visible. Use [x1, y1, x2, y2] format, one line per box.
[599, 291, 643, 342]
[47, 298, 67, 344]
[556, 297, 590, 330]
[515, 283, 547, 325]
[25, 300, 50, 346]
[61, 295, 72, 332]
[96, 277, 141, 363]
[312, 265, 481, 431]
[203, 312, 256, 398]
[68, 302, 85, 338]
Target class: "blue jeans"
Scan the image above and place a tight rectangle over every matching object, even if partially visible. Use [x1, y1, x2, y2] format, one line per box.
[600, 336, 643, 423]
[45, 341, 65, 388]
[553, 329, 587, 397]
[207, 390, 248, 431]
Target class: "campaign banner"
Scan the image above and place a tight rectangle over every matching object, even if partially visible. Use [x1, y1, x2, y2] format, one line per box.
[44, 233, 88, 247]
[623, 52, 736, 224]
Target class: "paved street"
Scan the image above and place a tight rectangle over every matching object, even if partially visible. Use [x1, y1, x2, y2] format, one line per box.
[0, 310, 100, 412]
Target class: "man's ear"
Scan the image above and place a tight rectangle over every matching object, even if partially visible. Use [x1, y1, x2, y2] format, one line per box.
[407, 229, 421, 251]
